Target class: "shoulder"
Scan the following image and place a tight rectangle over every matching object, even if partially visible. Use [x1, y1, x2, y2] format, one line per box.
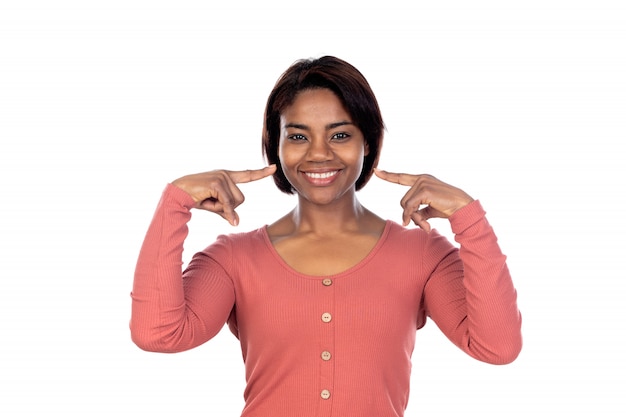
[192, 227, 270, 269]
[383, 220, 457, 259]
[206, 227, 268, 254]
[385, 220, 433, 245]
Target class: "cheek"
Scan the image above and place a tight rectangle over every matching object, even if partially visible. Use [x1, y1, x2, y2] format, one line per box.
[277, 144, 288, 167]
[277, 145, 298, 182]
[278, 141, 302, 167]
[354, 145, 368, 175]
[276, 138, 286, 164]
[350, 144, 367, 165]
[356, 152, 366, 173]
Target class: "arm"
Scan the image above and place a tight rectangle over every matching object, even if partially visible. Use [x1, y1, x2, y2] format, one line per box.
[374, 169, 521, 364]
[130, 166, 276, 352]
[423, 200, 522, 364]
[129, 184, 235, 352]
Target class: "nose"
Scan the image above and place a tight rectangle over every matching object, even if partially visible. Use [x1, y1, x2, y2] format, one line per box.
[306, 138, 333, 162]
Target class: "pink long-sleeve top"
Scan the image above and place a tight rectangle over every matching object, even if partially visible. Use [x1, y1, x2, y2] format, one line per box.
[131, 184, 522, 417]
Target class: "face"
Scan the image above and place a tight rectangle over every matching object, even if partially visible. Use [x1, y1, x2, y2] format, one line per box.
[279, 88, 369, 206]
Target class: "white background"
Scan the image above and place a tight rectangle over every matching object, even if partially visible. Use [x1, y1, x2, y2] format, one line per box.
[1, 0, 624, 415]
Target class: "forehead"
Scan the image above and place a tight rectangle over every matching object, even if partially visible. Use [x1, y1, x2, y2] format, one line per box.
[280, 88, 351, 124]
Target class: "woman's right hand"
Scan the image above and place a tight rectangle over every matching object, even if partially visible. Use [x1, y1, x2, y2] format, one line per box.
[171, 164, 277, 226]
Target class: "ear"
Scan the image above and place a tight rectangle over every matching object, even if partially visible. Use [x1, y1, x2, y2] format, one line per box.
[364, 142, 370, 156]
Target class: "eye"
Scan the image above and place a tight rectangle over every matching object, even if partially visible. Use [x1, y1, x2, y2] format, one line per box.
[288, 134, 307, 142]
[331, 132, 350, 141]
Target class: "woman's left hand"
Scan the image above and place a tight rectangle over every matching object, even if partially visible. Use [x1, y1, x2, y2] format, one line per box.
[374, 168, 474, 231]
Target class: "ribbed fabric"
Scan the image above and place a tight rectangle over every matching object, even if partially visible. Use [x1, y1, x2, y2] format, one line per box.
[131, 183, 522, 417]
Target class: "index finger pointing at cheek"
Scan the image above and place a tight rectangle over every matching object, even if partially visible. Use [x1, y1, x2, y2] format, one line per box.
[229, 164, 277, 184]
[374, 168, 418, 187]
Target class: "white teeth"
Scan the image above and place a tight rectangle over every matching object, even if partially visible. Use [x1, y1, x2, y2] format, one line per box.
[305, 171, 338, 179]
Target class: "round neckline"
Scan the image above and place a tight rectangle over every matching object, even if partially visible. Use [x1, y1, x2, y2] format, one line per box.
[260, 220, 393, 280]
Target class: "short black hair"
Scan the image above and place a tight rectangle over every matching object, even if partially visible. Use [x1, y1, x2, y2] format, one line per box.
[262, 56, 384, 194]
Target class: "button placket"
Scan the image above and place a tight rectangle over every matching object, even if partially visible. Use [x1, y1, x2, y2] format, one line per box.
[318, 277, 335, 413]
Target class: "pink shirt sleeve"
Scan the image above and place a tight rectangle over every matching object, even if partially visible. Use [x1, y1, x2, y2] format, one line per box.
[422, 200, 522, 364]
[130, 188, 522, 364]
[129, 184, 235, 352]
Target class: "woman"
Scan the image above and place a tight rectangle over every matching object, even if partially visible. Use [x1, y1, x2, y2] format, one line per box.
[131, 56, 522, 417]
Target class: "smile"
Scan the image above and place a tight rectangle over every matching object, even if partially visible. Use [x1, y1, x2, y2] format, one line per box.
[304, 171, 339, 179]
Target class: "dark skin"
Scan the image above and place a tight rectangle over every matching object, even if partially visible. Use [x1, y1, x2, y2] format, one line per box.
[172, 165, 384, 276]
[170, 168, 473, 229]
[374, 169, 474, 231]
[172, 167, 473, 276]
[172, 89, 473, 276]
[172, 166, 278, 227]
[267, 199, 386, 276]
[265, 88, 386, 275]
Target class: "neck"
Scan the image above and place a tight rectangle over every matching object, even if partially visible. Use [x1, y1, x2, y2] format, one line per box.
[290, 194, 367, 235]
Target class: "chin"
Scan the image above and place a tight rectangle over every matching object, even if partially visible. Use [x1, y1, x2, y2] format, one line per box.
[297, 187, 355, 206]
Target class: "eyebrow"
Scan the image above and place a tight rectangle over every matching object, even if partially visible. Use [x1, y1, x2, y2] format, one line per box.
[284, 121, 354, 131]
